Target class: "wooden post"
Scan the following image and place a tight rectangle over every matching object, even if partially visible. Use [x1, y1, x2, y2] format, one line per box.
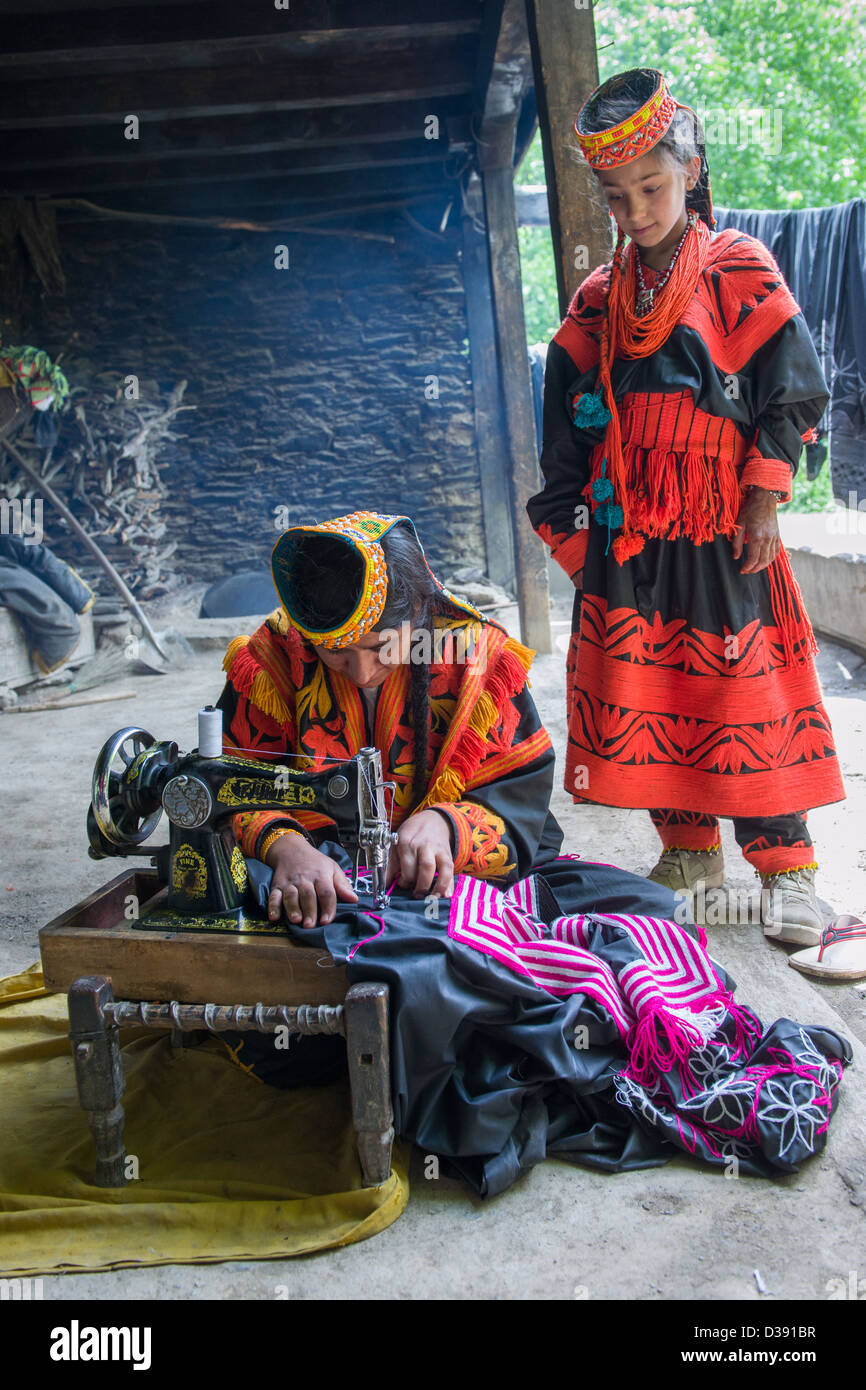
[472, 0, 551, 652]
[68, 975, 127, 1188]
[461, 172, 516, 593]
[344, 983, 394, 1187]
[480, 123, 551, 652]
[524, 0, 612, 316]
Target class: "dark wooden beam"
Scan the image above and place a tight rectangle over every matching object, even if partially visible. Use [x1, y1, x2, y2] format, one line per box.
[471, 0, 507, 115]
[514, 85, 538, 171]
[8, 0, 208, 11]
[461, 173, 517, 593]
[2, 100, 471, 176]
[0, 15, 481, 78]
[476, 0, 550, 652]
[5, 0, 470, 20]
[1, 141, 448, 199]
[51, 188, 451, 231]
[0, 42, 477, 129]
[46, 165, 455, 219]
[524, 0, 611, 315]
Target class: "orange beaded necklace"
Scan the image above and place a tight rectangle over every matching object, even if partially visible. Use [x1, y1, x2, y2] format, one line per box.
[596, 214, 712, 561]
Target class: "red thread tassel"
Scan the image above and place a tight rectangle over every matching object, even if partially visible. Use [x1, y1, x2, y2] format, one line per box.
[766, 548, 818, 667]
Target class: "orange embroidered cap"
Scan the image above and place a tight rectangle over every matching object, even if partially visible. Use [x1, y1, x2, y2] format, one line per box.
[575, 68, 681, 170]
[574, 68, 714, 229]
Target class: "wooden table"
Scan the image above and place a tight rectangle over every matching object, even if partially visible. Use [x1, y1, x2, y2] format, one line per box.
[39, 868, 394, 1188]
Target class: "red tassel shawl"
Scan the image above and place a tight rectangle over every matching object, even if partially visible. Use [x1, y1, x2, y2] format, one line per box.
[559, 226, 804, 554]
[220, 610, 542, 834]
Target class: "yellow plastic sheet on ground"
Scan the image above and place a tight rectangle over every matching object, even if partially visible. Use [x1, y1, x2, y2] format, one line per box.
[0, 965, 409, 1275]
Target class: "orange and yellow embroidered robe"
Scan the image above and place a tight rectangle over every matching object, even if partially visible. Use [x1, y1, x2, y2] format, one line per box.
[216, 611, 562, 882]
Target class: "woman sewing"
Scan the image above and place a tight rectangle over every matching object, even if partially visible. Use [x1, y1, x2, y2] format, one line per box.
[214, 510, 848, 1195]
[527, 68, 844, 946]
[217, 509, 565, 922]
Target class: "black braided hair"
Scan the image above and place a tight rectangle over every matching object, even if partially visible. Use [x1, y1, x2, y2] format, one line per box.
[376, 524, 450, 807]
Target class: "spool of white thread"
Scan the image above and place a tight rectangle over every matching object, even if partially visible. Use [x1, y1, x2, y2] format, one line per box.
[198, 705, 223, 758]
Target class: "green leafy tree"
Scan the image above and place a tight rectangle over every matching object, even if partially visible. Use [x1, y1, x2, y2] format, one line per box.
[592, 0, 865, 209]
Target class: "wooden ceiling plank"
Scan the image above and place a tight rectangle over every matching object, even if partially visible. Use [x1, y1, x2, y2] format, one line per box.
[44, 164, 453, 217]
[9, 0, 474, 20]
[52, 187, 449, 226]
[0, 97, 471, 169]
[3, 143, 448, 198]
[0, 46, 476, 127]
[1, 21, 481, 78]
[9, 1, 210, 13]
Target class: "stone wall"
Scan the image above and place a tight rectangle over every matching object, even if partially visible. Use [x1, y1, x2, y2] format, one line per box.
[9, 211, 486, 590]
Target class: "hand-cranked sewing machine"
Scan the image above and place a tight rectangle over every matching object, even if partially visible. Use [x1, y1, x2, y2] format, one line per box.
[38, 709, 397, 1189]
[86, 707, 397, 923]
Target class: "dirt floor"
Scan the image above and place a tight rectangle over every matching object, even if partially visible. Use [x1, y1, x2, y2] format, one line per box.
[2, 592, 865, 1301]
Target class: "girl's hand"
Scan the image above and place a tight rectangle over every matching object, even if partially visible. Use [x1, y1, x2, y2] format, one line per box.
[387, 809, 454, 898]
[265, 834, 358, 928]
[732, 488, 781, 575]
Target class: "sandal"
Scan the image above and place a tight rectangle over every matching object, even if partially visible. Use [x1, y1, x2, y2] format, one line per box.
[788, 914, 866, 981]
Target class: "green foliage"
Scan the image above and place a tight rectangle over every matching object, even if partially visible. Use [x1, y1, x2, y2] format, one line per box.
[592, 0, 866, 210]
[518, 225, 565, 345]
[792, 459, 836, 511]
[516, 0, 866, 343]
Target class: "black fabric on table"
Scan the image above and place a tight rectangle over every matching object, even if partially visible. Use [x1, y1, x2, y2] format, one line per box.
[231, 844, 849, 1197]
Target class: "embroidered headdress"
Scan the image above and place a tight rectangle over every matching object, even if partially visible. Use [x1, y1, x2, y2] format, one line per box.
[574, 68, 714, 231]
[271, 510, 482, 649]
[571, 70, 716, 562]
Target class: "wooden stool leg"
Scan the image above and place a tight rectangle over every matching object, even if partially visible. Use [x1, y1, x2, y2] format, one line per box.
[68, 976, 127, 1187]
[344, 982, 394, 1186]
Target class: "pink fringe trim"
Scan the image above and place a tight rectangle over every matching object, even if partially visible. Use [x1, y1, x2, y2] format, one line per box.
[626, 1001, 707, 1087]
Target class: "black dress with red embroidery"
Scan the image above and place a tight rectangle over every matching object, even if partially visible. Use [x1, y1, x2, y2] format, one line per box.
[527, 228, 843, 820]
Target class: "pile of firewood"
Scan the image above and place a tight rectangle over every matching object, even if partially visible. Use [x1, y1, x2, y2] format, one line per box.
[1, 378, 193, 600]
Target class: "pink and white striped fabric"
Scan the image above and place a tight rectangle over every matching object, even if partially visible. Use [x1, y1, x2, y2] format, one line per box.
[447, 877, 737, 1074]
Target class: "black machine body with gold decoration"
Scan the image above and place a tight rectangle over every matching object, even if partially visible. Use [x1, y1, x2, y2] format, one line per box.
[87, 710, 396, 930]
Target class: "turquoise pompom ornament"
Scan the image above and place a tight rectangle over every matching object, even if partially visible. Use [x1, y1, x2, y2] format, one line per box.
[591, 458, 623, 554]
[595, 499, 624, 530]
[592, 476, 614, 503]
[572, 390, 612, 429]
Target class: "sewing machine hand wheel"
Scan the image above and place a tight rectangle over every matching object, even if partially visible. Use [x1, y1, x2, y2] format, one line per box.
[91, 726, 164, 848]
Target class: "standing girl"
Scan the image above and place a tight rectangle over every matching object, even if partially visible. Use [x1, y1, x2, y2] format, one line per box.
[528, 68, 844, 944]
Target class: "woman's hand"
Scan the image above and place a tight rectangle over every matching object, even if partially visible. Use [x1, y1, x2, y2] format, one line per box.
[732, 488, 781, 575]
[387, 809, 454, 898]
[265, 833, 358, 928]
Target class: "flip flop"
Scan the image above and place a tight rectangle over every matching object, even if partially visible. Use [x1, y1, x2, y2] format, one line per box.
[788, 915, 866, 981]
